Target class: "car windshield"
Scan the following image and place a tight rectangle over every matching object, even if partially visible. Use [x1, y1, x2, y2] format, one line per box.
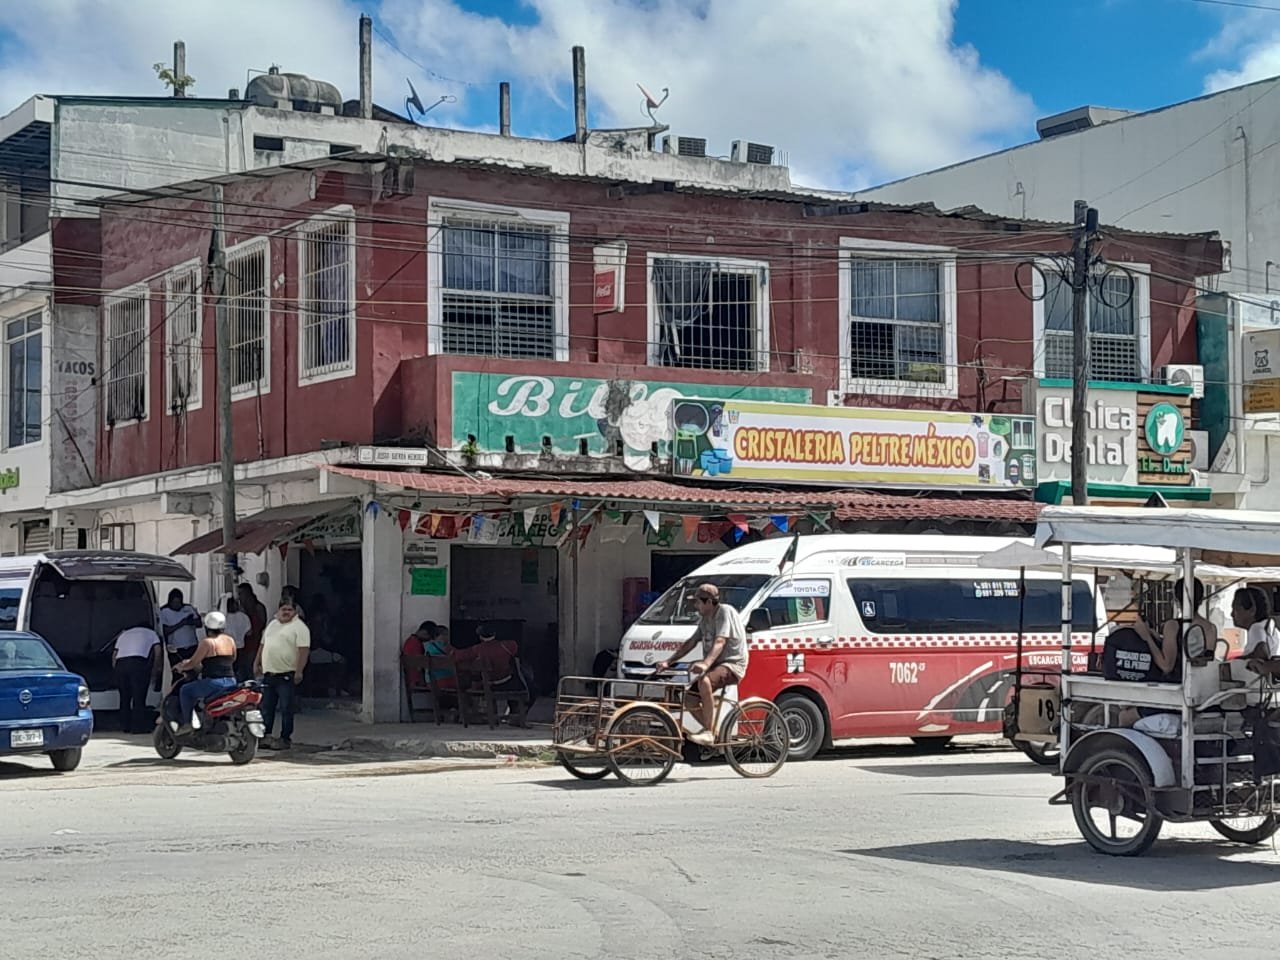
[638, 574, 771, 625]
[0, 636, 61, 672]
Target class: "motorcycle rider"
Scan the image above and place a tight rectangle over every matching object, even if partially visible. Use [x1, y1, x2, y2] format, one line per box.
[173, 611, 239, 732]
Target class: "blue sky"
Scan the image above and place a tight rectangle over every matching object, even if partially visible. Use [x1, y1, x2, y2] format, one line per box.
[1, 0, 1278, 189]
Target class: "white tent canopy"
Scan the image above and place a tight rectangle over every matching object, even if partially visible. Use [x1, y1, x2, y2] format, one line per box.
[1035, 506, 1280, 560]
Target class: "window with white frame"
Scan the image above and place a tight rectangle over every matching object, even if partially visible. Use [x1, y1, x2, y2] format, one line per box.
[228, 240, 269, 394]
[650, 257, 768, 371]
[841, 244, 956, 393]
[5, 312, 41, 447]
[105, 286, 148, 424]
[165, 264, 201, 411]
[1037, 266, 1147, 382]
[437, 212, 562, 360]
[298, 212, 355, 380]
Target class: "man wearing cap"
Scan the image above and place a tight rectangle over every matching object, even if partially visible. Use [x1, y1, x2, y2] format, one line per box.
[654, 582, 749, 746]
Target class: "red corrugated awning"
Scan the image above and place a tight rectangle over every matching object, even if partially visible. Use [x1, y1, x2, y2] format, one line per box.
[323, 466, 1041, 523]
[171, 499, 357, 556]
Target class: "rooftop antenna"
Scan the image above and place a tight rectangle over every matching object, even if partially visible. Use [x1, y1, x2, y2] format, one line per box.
[404, 77, 456, 124]
[637, 82, 669, 125]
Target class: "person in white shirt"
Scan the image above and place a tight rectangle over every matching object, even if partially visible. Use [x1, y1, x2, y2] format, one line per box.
[1233, 587, 1279, 660]
[254, 600, 311, 749]
[112, 620, 161, 734]
[223, 597, 252, 679]
[158, 589, 201, 664]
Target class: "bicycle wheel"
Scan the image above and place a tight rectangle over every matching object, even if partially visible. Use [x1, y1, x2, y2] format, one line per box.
[555, 702, 610, 780]
[722, 700, 788, 779]
[605, 705, 679, 786]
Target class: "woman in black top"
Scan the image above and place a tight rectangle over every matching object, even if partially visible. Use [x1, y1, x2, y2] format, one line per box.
[176, 611, 240, 725]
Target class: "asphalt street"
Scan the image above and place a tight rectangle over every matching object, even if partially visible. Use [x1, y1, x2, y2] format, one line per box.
[2, 738, 1277, 960]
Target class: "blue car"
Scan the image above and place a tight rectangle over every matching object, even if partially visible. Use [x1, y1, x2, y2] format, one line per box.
[0, 631, 93, 772]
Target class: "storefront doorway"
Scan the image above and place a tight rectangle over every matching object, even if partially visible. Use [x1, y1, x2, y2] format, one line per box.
[298, 547, 363, 699]
[450, 545, 559, 695]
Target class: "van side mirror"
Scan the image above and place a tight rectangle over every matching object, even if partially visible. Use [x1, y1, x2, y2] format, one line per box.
[748, 608, 773, 633]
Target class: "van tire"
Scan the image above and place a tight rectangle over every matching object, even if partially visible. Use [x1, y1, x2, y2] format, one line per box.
[777, 694, 825, 762]
[48, 748, 82, 772]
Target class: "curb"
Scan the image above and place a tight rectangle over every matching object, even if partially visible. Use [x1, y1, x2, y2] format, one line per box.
[318, 736, 554, 761]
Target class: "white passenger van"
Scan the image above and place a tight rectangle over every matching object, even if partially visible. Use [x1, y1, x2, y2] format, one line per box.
[619, 535, 1105, 760]
[0, 551, 195, 710]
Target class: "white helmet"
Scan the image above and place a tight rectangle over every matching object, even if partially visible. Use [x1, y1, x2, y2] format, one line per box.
[203, 610, 226, 631]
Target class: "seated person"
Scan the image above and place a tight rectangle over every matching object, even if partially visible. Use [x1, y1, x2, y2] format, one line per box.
[455, 624, 531, 724]
[1126, 579, 1218, 683]
[1233, 586, 1280, 662]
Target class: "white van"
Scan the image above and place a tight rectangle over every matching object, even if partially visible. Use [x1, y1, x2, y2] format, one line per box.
[0, 551, 195, 711]
[620, 535, 1104, 760]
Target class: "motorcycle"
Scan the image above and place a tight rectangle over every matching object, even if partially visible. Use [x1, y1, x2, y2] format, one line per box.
[153, 677, 266, 765]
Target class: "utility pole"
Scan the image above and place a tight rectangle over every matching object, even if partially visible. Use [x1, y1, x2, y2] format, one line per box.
[1069, 200, 1098, 506]
[211, 184, 236, 594]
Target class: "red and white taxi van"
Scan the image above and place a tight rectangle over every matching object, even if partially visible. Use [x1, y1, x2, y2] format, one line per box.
[619, 535, 1103, 760]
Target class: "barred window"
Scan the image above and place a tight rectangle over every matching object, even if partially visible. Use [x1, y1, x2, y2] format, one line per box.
[440, 218, 556, 359]
[847, 258, 945, 385]
[1040, 269, 1140, 382]
[228, 241, 269, 393]
[105, 287, 148, 424]
[651, 258, 765, 371]
[165, 265, 201, 411]
[299, 214, 354, 380]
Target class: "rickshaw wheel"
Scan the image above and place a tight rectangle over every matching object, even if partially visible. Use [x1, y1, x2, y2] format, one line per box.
[605, 706, 679, 786]
[557, 752, 611, 780]
[556, 703, 610, 780]
[1210, 813, 1278, 845]
[1018, 739, 1060, 767]
[1070, 747, 1163, 857]
[723, 700, 788, 779]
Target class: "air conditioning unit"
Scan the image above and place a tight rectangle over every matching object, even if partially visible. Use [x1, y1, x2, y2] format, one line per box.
[1188, 430, 1210, 471]
[1162, 363, 1205, 398]
[730, 140, 775, 165]
[661, 135, 707, 158]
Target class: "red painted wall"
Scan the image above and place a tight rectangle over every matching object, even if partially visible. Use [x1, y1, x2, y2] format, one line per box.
[83, 160, 1221, 484]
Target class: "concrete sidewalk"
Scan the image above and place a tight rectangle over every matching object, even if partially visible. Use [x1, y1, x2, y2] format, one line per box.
[288, 705, 555, 761]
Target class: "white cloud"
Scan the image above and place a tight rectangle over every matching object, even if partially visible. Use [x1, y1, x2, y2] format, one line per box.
[0, 0, 1036, 190]
[1201, 12, 1280, 93]
[379, 0, 1036, 188]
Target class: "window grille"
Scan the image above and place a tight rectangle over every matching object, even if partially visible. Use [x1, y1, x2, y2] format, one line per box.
[105, 289, 148, 423]
[652, 258, 764, 371]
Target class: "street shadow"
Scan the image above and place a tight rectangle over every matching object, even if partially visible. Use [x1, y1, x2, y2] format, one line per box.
[0, 760, 61, 780]
[843, 837, 1280, 891]
[857, 760, 1048, 779]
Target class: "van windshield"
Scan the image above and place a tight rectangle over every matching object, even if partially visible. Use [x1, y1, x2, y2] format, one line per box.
[638, 575, 771, 625]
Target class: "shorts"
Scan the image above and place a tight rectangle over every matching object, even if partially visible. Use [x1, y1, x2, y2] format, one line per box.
[700, 664, 741, 691]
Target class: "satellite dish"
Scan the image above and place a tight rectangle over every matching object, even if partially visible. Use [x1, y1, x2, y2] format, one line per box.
[405, 77, 425, 119]
[636, 82, 669, 124]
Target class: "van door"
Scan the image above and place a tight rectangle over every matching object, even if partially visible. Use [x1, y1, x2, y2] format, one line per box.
[27, 552, 193, 705]
[746, 576, 836, 702]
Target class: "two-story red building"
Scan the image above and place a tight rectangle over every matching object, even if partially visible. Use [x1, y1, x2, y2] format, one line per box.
[45, 153, 1224, 720]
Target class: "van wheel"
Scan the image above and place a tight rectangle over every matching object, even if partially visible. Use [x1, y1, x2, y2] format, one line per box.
[49, 748, 82, 772]
[777, 694, 825, 761]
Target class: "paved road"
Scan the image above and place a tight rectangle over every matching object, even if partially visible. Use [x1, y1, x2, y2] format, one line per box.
[3, 739, 1278, 960]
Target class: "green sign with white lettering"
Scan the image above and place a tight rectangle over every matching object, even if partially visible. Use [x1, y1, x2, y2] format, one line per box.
[451, 372, 810, 469]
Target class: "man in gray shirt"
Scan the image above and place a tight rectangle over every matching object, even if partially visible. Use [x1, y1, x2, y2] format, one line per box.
[654, 582, 749, 746]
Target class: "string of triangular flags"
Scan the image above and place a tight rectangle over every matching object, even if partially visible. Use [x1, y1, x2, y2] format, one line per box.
[364, 498, 833, 547]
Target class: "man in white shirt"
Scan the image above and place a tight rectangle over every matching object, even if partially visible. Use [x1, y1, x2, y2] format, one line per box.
[113, 620, 161, 734]
[158, 589, 201, 664]
[254, 599, 311, 749]
[223, 597, 252, 679]
[1234, 587, 1280, 659]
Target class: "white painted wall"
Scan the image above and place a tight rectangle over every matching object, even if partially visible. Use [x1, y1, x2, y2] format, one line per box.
[857, 78, 1280, 293]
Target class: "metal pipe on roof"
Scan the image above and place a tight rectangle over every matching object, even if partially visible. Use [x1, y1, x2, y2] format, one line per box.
[572, 46, 587, 144]
[359, 15, 373, 120]
[499, 82, 511, 136]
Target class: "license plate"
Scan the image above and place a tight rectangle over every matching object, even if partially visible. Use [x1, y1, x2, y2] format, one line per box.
[244, 710, 262, 723]
[10, 729, 43, 747]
